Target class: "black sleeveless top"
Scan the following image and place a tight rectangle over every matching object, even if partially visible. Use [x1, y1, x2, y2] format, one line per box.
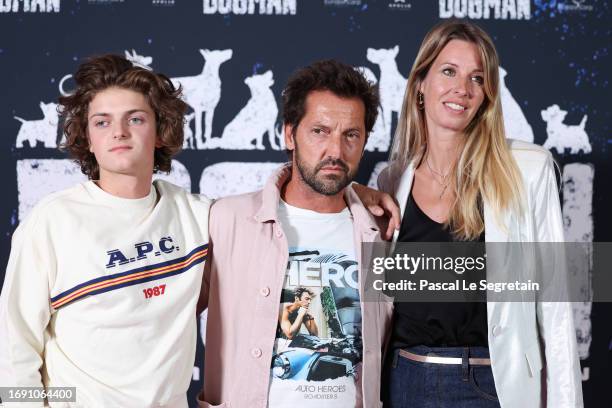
[390, 189, 488, 348]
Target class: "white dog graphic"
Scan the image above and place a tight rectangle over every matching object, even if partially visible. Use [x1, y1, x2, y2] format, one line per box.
[124, 49, 153, 70]
[499, 66, 534, 142]
[561, 163, 594, 359]
[208, 70, 279, 150]
[541, 104, 591, 154]
[58, 50, 153, 97]
[366, 46, 407, 135]
[182, 112, 196, 149]
[172, 49, 233, 149]
[356, 66, 388, 152]
[15, 102, 59, 148]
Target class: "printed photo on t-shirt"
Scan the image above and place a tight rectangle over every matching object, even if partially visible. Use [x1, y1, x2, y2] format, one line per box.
[268, 247, 362, 407]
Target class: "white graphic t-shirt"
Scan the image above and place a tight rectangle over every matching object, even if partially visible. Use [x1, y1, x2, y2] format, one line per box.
[268, 201, 362, 408]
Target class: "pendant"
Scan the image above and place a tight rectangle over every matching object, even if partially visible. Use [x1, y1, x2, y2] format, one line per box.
[439, 183, 449, 199]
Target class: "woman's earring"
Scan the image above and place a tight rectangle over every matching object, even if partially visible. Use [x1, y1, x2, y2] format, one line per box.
[417, 91, 425, 110]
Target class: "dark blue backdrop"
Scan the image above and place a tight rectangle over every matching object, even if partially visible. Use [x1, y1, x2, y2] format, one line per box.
[1, 1, 610, 406]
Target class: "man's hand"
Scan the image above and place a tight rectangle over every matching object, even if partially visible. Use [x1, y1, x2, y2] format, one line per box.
[299, 307, 315, 320]
[351, 183, 400, 240]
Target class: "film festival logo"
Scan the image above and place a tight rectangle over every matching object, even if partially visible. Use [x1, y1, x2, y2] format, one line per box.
[323, 0, 361, 6]
[558, 0, 594, 12]
[203, 0, 296, 14]
[388, 0, 411, 11]
[439, 0, 531, 19]
[0, 0, 59, 12]
[152, 0, 175, 6]
[88, 0, 124, 5]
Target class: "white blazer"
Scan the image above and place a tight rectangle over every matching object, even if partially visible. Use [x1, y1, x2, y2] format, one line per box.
[378, 140, 583, 408]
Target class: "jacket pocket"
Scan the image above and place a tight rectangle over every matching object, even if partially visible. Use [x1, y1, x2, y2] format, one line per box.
[524, 341, 543, 377]
[197, 400, 228, 408]
[196, 392, 229, 408]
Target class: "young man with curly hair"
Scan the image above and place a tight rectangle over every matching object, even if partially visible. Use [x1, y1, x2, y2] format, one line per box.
[0, 55, 210, 407]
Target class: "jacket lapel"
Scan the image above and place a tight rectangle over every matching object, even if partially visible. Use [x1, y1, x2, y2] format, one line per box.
[392, 162, 415, 243]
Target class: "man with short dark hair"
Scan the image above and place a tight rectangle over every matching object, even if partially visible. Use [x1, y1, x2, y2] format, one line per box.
[197, 60, 394, 408]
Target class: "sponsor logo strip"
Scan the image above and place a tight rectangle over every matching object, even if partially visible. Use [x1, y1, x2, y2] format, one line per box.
[50, 244, 208, 309]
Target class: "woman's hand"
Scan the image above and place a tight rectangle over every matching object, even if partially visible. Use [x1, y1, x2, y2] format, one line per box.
[351, 183, 400, 240]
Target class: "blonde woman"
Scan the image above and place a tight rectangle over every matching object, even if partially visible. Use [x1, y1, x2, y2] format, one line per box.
[378, 21, 583, 407]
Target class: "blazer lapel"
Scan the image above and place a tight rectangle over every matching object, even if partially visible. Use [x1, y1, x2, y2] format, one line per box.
[392, 162, 415, 243]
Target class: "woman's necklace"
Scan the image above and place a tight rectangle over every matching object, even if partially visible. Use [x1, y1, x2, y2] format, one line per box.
[425, 156, 452, 199]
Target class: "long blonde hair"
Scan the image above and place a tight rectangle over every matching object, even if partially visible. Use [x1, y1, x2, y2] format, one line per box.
[391, 20, 524, 240]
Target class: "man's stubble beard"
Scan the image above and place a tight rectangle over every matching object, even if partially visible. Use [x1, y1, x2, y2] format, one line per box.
[293, 138, 358, 196]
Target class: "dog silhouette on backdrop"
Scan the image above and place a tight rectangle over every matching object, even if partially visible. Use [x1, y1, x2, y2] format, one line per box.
[356, 66, 389, 152]
[499, 66, 534, 143]
[182, 112, 196, 149]
[541, 104, 591, 154]
[561, 163, 594, 359]
[366, 46, 407, 136]
[15, 102, 59, 148]
[207, 70, 280, 150]
[124, 49, 153, 70]
[171, 49, 233, 149]
[59, 49, 153, 97]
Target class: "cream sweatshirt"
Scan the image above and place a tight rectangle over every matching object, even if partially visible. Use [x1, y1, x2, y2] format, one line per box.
[0, 180, 210, 407]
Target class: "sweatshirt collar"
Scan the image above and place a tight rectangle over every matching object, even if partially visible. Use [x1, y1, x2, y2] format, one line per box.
[83, 180, 157, 211]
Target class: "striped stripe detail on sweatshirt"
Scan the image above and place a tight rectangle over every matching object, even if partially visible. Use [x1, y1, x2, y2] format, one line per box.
[50, 244, 208, 309]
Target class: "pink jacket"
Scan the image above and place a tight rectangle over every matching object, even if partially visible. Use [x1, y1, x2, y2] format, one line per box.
[198, 166, 393, 408]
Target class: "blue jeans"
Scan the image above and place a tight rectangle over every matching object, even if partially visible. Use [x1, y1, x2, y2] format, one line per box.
[382, 346, 500, 408]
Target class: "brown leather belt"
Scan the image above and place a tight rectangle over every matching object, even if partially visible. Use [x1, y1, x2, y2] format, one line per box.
[399, 349, 491, 366]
